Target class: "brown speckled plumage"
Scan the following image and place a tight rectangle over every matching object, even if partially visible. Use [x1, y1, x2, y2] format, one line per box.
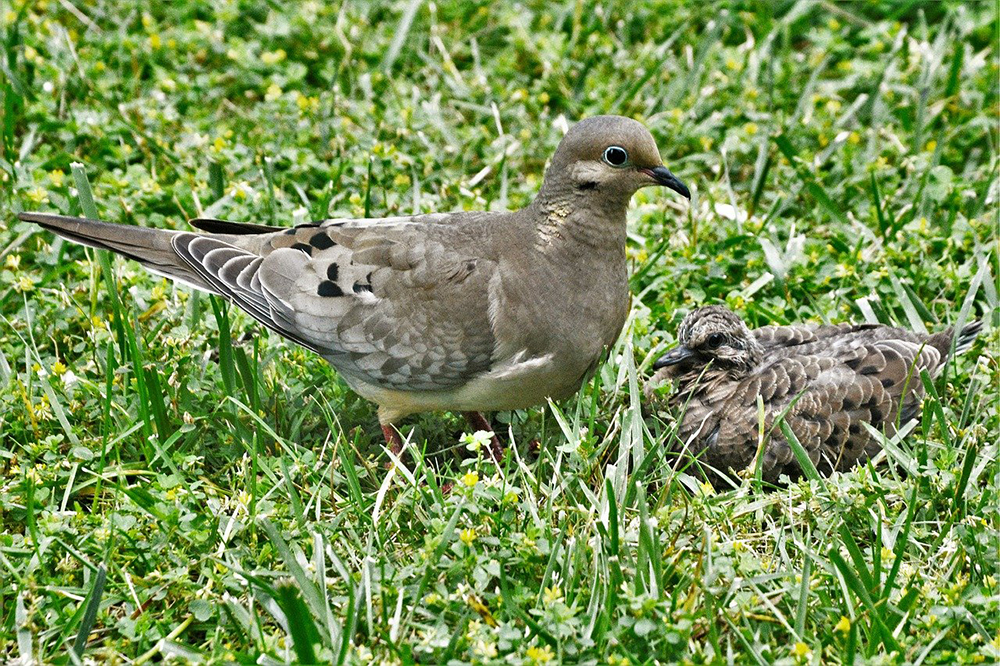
[651, 305, 983, 485]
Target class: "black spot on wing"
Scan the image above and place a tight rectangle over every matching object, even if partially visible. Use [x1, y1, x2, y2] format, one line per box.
[353, 282, 373, 294]
[310, 233, 336, 250]
[317, 281, 344, 297]
[327, 263, 339, 281]
[292, 243, 313, 256]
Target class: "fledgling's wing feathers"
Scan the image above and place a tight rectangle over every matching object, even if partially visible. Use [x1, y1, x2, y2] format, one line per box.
[711, 333, 944, 483]
[753, 322, 884, 354]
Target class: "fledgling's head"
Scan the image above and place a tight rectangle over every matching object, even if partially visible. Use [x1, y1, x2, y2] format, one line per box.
[542, 115, 690, 201]
[654, 306, 763, 379]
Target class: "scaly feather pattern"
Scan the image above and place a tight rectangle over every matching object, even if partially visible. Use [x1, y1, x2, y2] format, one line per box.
[651, 306, 983, 486]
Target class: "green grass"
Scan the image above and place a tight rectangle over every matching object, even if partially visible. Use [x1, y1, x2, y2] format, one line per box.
[1, 0, 998, 663]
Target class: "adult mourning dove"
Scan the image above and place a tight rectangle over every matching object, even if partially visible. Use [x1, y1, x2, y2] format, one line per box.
[20, 115, 690, 457]
[650, 305, 982, 486]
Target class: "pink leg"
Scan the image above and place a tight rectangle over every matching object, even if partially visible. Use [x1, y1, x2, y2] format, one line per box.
[463, 412, 504, 462]
[381, 424, 404, 457]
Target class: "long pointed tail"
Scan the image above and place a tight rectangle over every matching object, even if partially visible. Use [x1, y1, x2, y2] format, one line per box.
[18, 212, 215, 293]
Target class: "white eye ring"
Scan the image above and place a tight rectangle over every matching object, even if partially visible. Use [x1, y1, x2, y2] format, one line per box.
[603, 145, 629, 167]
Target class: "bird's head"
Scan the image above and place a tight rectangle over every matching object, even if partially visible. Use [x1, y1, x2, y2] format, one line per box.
[542, 116, 690, 202]
[654, 305, 763, 380]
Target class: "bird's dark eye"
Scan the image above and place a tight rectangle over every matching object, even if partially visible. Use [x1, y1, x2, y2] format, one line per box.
[707, 333, 725, 349]
[603, 146, 628, 167]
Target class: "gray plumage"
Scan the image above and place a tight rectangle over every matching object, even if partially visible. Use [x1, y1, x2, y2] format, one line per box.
[20, 116, 690, 439]
[650, 305, 983, 485]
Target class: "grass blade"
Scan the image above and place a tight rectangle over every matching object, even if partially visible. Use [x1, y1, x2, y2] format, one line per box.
[72, 565, 107, 658]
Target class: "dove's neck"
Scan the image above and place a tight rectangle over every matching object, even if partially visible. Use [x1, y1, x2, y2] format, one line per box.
[530, 185, 631, 257]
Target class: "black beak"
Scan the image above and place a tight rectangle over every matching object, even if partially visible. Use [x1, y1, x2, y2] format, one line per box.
[644, 166, 691, 199]
[652, 345, 696, 370]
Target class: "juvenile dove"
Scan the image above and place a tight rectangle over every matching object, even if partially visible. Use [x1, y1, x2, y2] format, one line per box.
[650, 305, 982, 485]
[20, 115, 690, 457]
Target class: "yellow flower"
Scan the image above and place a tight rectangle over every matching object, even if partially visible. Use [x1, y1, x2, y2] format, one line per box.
[461, 471, 479, 488]
[459, 528, 477, 545]
[49, 169, 65, 187]
[526, 645, 554, 664]
[261, 49, 286, 65]
[848, 131, 861, 145]
[835, 615, 851, 633]
[792, 642, 809, 657]
[743, 122, 758, 136]
[212, 137, 226, 152]
[925, 140, 937, 152]
[5, 254, 21, 270]
[52, 361, 67, 376]
[149, 33, 161, 49]
[25, 187, 48, 204]
[229, 181, 254, 201]
[543, 586, 562, 604]
[265, 82, 282, 101]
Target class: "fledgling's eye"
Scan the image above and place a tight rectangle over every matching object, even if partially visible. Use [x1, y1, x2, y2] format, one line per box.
[707, 333, 725, 349]
[603, 146, 628, 167]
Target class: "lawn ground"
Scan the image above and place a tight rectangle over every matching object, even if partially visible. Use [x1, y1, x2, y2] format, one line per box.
[1, 0, 998, 663]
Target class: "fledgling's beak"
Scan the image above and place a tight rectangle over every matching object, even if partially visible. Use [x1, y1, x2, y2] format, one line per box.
[652, 344, 696, 370]
[641, 166, 690, 199]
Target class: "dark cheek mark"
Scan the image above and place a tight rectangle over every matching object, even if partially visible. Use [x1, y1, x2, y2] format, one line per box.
[317, 281, 345, 297]
[310, 233, 336, 250]
[291, 243, 313, 256]
[578, 181, 598, 191]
